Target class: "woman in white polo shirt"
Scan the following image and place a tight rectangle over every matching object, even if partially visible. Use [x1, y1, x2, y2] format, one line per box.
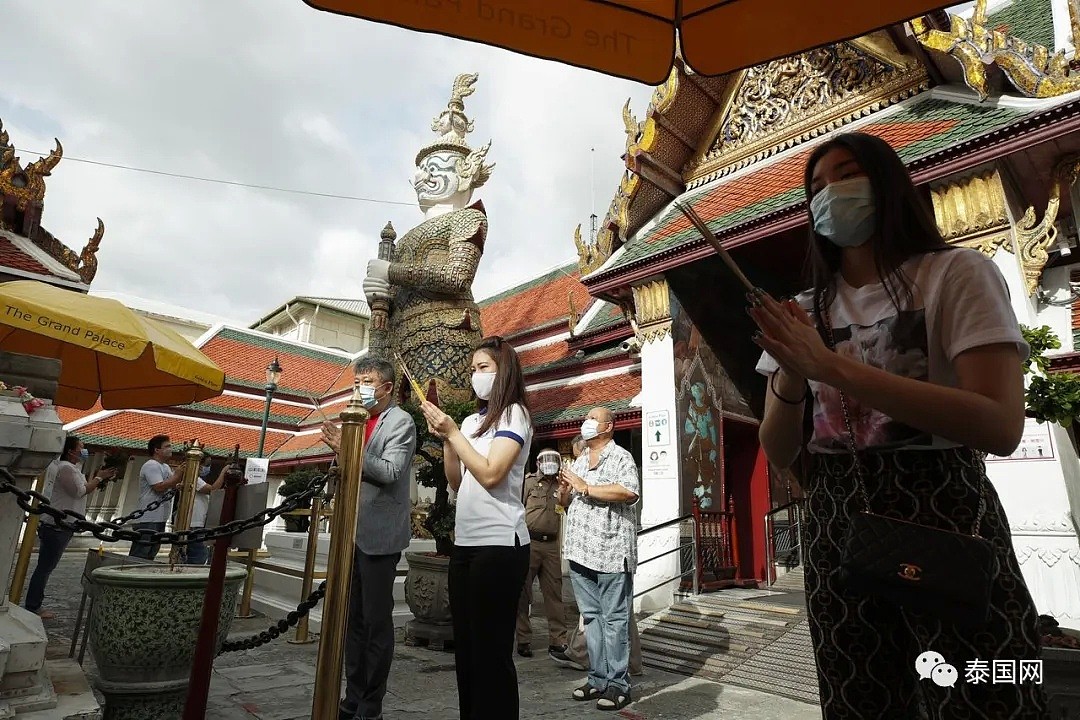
[421, 336, 533, 720]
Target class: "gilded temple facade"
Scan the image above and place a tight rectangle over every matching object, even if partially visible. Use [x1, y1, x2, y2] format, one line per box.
[577, 0, 1080, 623]
[0, 120, 104, 292]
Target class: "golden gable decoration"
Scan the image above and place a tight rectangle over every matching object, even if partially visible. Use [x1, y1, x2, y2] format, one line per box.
[930, 169, 1012, 257]
[0, 118, 105, 285]
[688, 33, 927, 186]
[912, 0, 1080, 100]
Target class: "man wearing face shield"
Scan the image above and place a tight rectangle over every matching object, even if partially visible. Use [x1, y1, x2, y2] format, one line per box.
[322, 358, 418, 720]
[558, 409, 641, 712]
[515, 448, 570, 663]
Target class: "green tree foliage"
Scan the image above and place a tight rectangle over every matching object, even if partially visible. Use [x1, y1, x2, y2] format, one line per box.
[1021, 325, 1080, 427]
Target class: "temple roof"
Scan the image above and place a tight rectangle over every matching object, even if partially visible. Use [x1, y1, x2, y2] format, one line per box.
[0, 120, 103, 291]
[529, 371, 642, 430]
[64, 324, 356, 459]
[594, 90, 1042, 281]
[478, 261, 594, 341]
[986, 0, 1057, 50]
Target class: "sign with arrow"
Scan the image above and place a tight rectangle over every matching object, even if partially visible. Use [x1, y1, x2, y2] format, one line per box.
[646, 410, 670, 447]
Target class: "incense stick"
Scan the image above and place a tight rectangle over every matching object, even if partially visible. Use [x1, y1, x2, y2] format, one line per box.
[306, 394, 330, 423]
[394, 351, 427, 400]
[674, 200, 756, 293]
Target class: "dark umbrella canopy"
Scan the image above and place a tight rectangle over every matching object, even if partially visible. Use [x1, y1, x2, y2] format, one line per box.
[302, 0, 954, 84]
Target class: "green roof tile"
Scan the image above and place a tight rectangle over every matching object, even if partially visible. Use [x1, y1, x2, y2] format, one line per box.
[605, 93, 1032, 274]
[987, 0, 1057, 50]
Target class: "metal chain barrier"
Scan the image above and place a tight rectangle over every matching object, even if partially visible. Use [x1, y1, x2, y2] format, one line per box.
[110, 487, 177, 525]
[218, 581, 327, 654]
[0, 468, 327, 547]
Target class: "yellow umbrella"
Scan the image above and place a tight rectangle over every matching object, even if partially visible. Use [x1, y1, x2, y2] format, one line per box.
[301, 0, 953, 84]
[0, 280, 225, 410]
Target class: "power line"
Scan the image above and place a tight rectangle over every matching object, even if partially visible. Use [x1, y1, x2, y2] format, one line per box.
[13, 147, 415, 207]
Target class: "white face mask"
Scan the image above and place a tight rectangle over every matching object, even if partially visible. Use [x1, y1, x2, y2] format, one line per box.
[471, 372, 496, 400]
[580, 419, 603, 441]
[537, 450, 561, 476]
[810, 177, 876, 248]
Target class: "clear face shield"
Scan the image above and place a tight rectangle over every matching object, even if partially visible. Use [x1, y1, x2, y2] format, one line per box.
[537, 449, 561, 477]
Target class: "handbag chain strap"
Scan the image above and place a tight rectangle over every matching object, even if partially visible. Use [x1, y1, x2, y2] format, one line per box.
[821, 304, 986, 537]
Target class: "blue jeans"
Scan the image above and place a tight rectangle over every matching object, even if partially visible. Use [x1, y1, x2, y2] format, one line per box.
[570, 561, 632, 693]
[184, 538, 209, 565]
[25, 523, 73, 612]
[128, 522, 166, 560]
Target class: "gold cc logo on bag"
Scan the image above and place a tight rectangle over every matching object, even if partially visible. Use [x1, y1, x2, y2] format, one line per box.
[898, 563, 923, 581]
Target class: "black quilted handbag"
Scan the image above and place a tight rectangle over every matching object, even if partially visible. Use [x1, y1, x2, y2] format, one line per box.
[822, 309, 995, 629]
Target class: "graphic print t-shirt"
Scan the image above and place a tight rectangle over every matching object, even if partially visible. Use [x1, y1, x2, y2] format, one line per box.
[756, 249, 1028, 454]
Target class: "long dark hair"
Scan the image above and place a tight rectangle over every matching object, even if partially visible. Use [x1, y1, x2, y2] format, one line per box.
[473, 335, 530, 438]
[804, 132, 952, 329]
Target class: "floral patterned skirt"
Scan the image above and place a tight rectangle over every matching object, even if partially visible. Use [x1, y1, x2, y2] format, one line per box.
[804, 447, 1048, 719]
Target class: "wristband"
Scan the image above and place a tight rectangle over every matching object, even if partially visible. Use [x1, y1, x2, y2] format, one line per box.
[770, 371, 806, 405]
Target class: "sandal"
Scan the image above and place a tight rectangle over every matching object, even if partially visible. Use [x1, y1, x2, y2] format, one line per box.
[572, 682, 602, 701]
[597, 686, 631, 711]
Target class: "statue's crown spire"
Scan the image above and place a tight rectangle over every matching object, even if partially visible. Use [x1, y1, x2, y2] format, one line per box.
[415, 73, 492, 179]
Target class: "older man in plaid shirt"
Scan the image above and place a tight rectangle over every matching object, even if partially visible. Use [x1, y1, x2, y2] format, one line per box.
[558, 407, 640, 712]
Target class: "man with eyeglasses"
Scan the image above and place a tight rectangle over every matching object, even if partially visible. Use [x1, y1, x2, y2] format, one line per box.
[128, 434, 185, 560]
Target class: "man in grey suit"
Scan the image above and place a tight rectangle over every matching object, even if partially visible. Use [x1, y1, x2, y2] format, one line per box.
[323, 357, 417, 720]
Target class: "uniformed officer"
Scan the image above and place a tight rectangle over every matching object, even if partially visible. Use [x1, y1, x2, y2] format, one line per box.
[515, 448, 570, 663]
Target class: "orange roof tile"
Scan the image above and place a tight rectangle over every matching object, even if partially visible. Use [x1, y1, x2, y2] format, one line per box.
[518, 341, 571, 370]
[59, 401, 103, 425]
[0, 237, 52, 276]
[200, 329, 351, 396]
[480, 264, 593, 338]
[528, 372, 641, 427]
[77, 411, 292, 457]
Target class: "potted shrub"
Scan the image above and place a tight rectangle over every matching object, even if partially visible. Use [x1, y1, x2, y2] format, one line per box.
[277, 468, 319, 532]
[400, 397, 473, 648]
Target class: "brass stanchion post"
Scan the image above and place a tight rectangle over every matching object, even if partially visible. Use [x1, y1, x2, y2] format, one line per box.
[169, 441, 204, 566]
[9, 472, 45, 604]
[311, 391, 368, 719]
[288, 495, 323, 644]
[235, 548, 258, 618]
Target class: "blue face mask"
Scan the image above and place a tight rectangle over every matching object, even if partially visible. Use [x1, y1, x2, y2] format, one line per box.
[810, 177, 876, 248]
[356, 383, 387, 410]
[200, 465, 211, 479]
[79, 448, 89, 461]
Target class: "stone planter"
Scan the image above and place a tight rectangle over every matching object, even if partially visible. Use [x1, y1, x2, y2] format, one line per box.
[404, 551, 453, 649]
[88, 563, 247, 720]
[1044, 646, 1080, 717]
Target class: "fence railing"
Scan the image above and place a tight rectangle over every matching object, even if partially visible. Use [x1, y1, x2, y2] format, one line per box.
[633, 514, 697, 599]
[764, 499, 804, 587]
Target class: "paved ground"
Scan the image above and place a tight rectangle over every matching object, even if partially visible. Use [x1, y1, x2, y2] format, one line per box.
[29, 551, 821, 719]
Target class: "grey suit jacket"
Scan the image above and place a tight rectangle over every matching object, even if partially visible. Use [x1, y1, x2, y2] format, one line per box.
[356, 403, 417, 556]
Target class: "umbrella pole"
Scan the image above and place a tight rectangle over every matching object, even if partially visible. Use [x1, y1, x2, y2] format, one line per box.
[310, 391, 369, 719]
[183, 462, 244, 720]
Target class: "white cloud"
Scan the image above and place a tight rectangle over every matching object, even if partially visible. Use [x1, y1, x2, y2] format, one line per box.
[0, 0, 654, 325]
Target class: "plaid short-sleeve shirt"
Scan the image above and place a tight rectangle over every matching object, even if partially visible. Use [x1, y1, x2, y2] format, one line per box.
[562, 441, 640, 574]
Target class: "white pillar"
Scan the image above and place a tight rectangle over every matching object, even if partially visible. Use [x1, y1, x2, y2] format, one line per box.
[635, 332, 682, 612]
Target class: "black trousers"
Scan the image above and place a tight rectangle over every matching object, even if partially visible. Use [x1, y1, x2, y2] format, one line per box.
[449, 541, 530, 720]
[341, 550, 401, 719]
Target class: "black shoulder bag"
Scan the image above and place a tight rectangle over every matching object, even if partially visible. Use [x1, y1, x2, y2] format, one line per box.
[823, 307, 996, 629]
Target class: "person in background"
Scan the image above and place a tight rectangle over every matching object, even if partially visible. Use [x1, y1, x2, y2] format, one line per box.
[559, 408, 640, 712]
[516, 448, 570, 664]
[128, 435, 185, 560]
[420, 336, 532, 720]
[323, 357, 417, 720]
[25, 435, 116, 618]
[184, 454, 226, 565]
[563, 436, 643, 678]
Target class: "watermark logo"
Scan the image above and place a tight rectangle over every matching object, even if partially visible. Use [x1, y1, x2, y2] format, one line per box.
[915, 651, 1043, 686]
[915, 651, 957, 687]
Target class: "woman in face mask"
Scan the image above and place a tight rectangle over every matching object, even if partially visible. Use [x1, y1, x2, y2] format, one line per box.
[420, 336, 533, 720]
[748, 133, 1044, 717]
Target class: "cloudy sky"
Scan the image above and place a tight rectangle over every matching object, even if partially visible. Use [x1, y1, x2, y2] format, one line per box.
[0, 0, 652, 323]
